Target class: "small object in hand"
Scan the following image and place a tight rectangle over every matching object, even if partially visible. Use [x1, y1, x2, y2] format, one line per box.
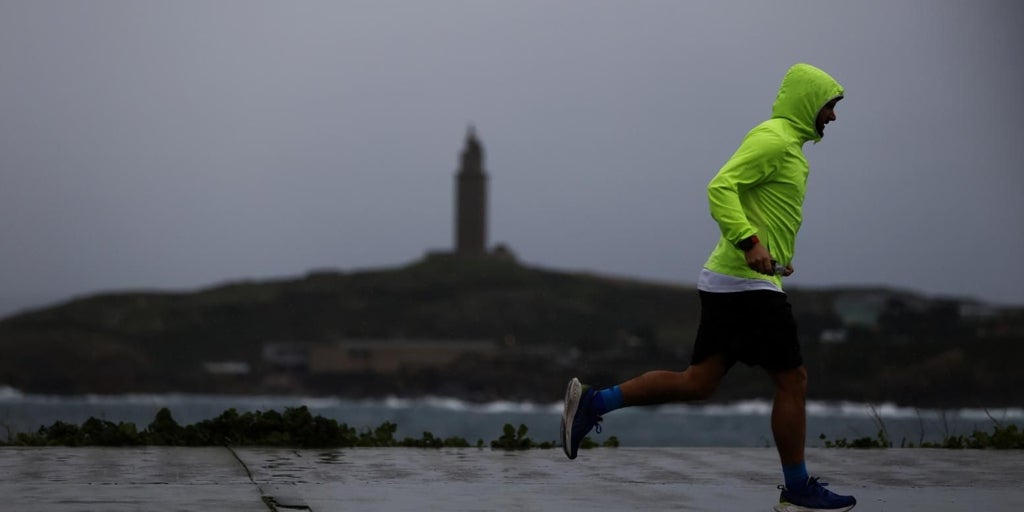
[771, 261, 787, 276]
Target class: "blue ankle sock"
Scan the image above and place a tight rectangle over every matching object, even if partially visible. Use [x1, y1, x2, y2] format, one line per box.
[782, 461, 809, 490]
[590, 386, 624, 415]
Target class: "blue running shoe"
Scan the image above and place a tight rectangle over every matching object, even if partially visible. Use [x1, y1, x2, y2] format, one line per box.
[774, 477, 856, 511]
[560, 377, 602, 460]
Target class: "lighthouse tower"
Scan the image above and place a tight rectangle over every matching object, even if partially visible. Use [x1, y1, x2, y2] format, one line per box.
[455, 127, 488, 254]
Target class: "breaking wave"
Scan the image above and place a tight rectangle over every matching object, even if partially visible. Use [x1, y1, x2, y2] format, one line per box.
[1, 386, 1020, 422]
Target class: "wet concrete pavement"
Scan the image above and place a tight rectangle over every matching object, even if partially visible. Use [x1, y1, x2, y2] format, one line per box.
[1, 446, 1022, 511]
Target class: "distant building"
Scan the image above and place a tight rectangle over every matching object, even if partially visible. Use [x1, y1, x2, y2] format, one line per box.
[262, 342, 310, 372]
[425, 127, 515, 261]
[455, 127, 488, 254]
[202, 361, 252, 376]
[833, 293, 890, 328]
[818, 328, 849, 344]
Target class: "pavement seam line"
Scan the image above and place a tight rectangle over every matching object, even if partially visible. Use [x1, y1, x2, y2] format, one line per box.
[223, 445, 278, 512]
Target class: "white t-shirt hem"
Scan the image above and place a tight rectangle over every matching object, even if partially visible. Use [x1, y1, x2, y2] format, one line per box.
[697, 268, 783, 294]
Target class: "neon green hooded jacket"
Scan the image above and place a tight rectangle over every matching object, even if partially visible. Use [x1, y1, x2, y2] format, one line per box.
[703, 63, 844, 290]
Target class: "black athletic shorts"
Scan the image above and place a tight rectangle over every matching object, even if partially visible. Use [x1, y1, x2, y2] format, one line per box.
[690, 290, 803, 372]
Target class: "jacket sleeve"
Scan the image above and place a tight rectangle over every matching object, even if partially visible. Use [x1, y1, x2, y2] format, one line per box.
[706, 127, 786, 245]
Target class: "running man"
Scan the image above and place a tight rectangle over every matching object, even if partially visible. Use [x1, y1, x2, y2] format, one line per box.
[561, 63, 856, 512]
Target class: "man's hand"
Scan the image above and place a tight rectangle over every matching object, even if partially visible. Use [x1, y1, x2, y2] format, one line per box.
[779, 264, 794, 277]
[744, 243, 775, 276]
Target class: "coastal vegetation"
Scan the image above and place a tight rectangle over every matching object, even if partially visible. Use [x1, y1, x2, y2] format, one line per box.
[819, 423, 1024, 449]
[1, 406, 1017, 449]
[2, 406, 483, 449]
[0, 406, 579, 450]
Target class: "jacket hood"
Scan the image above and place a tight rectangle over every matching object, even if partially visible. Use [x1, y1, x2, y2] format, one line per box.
[771, 63, 844, 143]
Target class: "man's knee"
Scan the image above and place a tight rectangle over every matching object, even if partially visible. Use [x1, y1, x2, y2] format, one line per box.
[692, 376, 716, 399]
[684, 357, 727, 399]
[688, 374, 719, 400]
[772, 365, 807, 396]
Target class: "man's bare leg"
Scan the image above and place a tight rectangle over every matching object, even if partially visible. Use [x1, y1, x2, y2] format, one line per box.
[770, 365, 808, 465]
[619, 354, 728, 406]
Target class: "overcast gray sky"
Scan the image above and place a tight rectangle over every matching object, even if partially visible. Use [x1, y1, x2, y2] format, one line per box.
[1, 0, 1022, 317]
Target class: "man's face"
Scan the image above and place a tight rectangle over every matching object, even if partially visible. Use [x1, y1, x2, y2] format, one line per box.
[816, 97, 841, 136]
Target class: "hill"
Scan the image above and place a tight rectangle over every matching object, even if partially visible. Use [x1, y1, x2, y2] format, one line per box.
[1, 254, 1021, 407]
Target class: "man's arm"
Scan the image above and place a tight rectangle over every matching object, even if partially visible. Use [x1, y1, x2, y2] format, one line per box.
[707, 126, 786, 275]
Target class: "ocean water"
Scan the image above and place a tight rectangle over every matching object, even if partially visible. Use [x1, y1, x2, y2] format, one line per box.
[1, 386, 1021, 447]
